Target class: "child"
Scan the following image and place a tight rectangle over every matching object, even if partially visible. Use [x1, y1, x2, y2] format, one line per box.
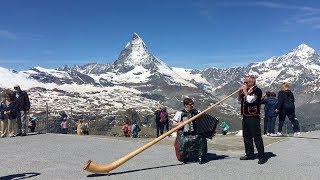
[28, 115, 37, 133]
[81, 121, 89, 135]
[131, 123, 141, 138]
[220, 121, 229, 135]
[263, 92, 278, 136]
[61, 119, 69, 134]
[122, 122, 131, 137]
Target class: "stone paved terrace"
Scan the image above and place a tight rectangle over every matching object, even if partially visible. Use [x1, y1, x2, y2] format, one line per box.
[1, 131, 320, 180]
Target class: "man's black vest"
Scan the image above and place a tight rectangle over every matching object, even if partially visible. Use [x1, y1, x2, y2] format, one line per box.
[241, 86, 262, 116]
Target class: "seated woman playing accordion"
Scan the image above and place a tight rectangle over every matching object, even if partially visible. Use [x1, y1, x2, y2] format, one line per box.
[172, 98, 218, 164]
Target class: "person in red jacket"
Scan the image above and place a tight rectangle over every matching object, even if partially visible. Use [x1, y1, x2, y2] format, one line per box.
[122, 122, 131, 137]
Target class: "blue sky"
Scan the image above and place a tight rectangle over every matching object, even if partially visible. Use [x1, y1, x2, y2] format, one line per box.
[0, 0, 319, 71]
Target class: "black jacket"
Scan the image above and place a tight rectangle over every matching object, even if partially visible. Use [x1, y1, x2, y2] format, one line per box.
[276, 90, 295, 111]
[154, 110, 161, 125]
[0, 100, 17, 120]
[12, 90, 30, 111]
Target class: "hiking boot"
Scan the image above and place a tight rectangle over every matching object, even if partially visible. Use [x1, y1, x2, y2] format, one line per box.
[293, 132, 301, 137]
[276, 132, 282, 136]
[21, 133, 27, 137]
[240, 155, 254, 160]
[270, 133, 277, 137]
[258, 156, 267, 164]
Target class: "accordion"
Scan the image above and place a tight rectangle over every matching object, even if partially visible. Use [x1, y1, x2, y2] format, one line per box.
[193, 113, 219, 139]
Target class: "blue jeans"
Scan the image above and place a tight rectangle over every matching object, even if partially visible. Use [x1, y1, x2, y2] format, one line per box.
[17, 111, 27, 134]
[267, 116, 276, 134]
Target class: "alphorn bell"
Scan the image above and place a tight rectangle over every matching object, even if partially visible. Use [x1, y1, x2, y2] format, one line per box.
[83, 89, 240, 174]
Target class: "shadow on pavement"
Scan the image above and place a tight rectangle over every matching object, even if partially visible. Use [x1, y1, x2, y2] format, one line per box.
[88, 153, 230, 177]
[0, 172, 41, 180]
[264, 152, 277, 160]
[203, 153, 229, 164]
[288, 136, 320, 140]
[249, 152, 277, 160]
[87, 163, 185, 177]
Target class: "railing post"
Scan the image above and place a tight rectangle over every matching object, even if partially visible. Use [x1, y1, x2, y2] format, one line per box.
[46, 102, 48, 134]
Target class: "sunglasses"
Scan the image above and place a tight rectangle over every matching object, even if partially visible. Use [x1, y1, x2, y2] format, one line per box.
[243, 82, 249, 84]
[187, 103, 194, 106]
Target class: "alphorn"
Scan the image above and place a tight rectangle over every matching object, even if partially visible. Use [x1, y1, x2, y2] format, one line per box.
[83, 89, 240, 174]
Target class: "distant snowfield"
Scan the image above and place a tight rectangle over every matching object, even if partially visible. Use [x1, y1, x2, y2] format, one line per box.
[0, 67, 141, 94]
[89, 65, 152, 84]
[0, 67, 44, 89]
[26, 66, 72, 79]
[0, 67, 162, 116]
[172, 67, 209, 84]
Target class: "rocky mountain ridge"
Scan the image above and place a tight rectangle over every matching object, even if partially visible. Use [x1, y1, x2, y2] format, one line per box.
[1, 33, 319, 134]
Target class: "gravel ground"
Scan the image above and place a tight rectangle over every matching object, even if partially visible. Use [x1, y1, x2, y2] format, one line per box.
[0, 131, 320, 180]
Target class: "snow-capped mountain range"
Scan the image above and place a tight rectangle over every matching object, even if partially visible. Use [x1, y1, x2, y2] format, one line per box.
[1, 33, 319, 132]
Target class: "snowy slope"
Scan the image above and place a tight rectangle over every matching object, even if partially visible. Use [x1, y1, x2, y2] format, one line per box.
[249, 44, 320, 88]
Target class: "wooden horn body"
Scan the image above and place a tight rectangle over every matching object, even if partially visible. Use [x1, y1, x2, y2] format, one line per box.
[83, 89, 240, 174]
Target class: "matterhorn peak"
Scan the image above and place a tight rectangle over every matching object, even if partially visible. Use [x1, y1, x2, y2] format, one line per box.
[112, 33, 166, 73]
[124, 32, 147, 51]
[132, 32, 143, 41]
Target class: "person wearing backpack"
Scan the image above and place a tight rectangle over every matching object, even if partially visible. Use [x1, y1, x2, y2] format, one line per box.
[131, 122, 141, 138]
[160, 107, 169, 134]
[275, 82, 300, 136]
[81, 120, 89, 135]
[261, 92, 278, 136]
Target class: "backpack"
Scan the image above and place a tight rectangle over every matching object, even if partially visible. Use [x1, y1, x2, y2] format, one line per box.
[160, 112, 168, 123]
[81, 123, 88, 131]
[283, 92, 294, 110]
[131, 124, 141, 133]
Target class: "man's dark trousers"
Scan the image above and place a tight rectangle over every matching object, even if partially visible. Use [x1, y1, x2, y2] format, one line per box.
[242, 116, 265, 157]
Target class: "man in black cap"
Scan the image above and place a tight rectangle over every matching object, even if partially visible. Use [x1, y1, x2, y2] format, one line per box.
[12, 85, 30, 136]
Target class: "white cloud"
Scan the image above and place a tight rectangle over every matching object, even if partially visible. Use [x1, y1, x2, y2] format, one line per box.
[0, 30, 18, 40]
[250, 1, 320, 30]
[0, 29, 44, 40]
